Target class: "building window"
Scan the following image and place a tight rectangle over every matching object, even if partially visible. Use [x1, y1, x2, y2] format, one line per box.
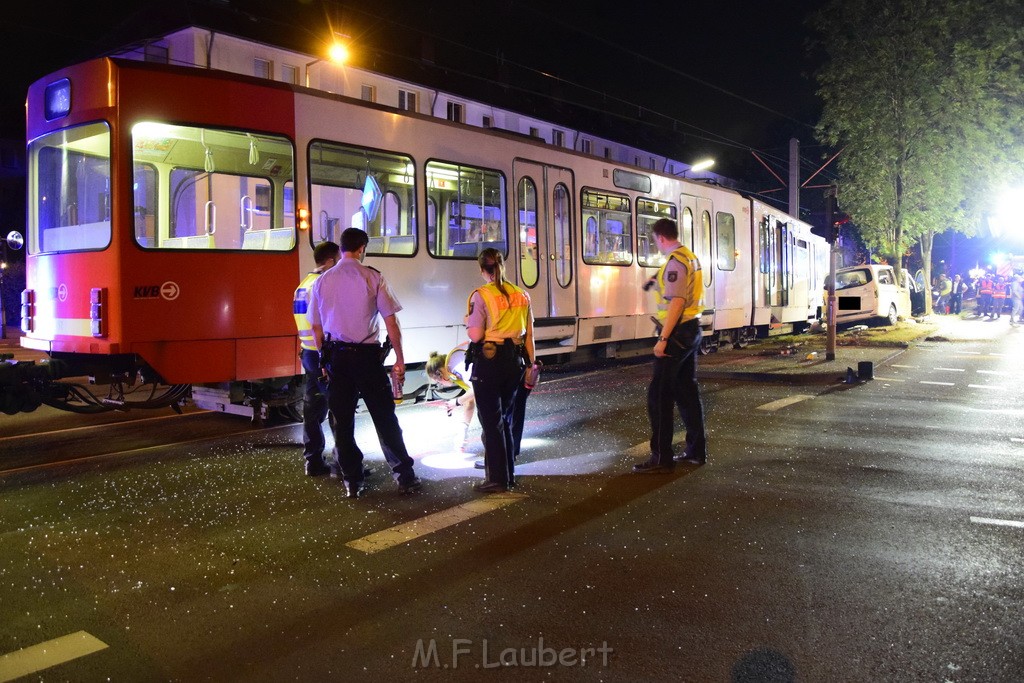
[605, 148, 613, 160]
[581, 139, 592, 155]
[552, 130, 564, 147]
[529, 127, 540, 138]
[482, 115, 492, 128]
[361, 85, 377, 102]
[447, 102, 464, 123]
[144, 43, 169, 64]
[281, 65, 299, 85]
[650, 157, 657, 170]
[398, 90, 418, 112]
[254, 58, 272, 79]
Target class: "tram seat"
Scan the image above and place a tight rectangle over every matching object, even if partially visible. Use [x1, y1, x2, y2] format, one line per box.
[265, 227, 295, 250]
[368, 237, 386, 254]
[451, 242, 480, 258]
[162, 234, 214, 249]
[389, 235, 415, 254]
[242, 229, 269, 250]
[183, 234, 215, 248]
[451, 240, 504, 258]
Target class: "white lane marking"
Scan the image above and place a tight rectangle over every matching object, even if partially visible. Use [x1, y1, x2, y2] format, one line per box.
[977, 370, 1010, 376]
[346, 493, 528, 554]
[968, 384, 1007, 390]
[959, 351, 982, 355]
[756, 395, 815, 412]
[0, 631, 108, 682]
[891, 364, 919, 369]
[919, 381, 956, 386]
[874, 376, 906, 382]
[989, 353, 1005, 357]
[970, 516, 1024, 529]
[933, 367, 966, 372]
[1011, 438, 1024, 443]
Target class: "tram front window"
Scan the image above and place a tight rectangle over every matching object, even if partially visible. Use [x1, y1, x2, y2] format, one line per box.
[29, 122, 112, 253]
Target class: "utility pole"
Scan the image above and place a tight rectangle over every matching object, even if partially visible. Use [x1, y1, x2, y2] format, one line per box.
[824, 185, 838, 361]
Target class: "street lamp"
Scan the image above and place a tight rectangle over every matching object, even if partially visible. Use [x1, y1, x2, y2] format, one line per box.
[304, 35, 350, 88]
[1, 231, 25, 340]
[680, 158, 714, 178]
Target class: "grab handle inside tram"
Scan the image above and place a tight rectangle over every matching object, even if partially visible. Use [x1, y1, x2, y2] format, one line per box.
[204, 201, 217, 235]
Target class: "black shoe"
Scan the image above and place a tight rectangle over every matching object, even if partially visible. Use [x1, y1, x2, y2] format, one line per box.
[475, 480, 508, 493]
[632, 459, 674, 474]
[474, 459, 485, 469]
[344, 481, 365, 499]
[398, 477, 422, 494]
[305, 460, 331, 477]
[674, 455, 707, 465]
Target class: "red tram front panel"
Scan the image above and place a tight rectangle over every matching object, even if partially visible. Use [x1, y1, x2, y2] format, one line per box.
[25, 59, 302, 384]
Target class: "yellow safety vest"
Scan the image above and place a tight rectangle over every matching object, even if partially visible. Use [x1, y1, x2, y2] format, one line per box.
[469, 282, 530, 342]
[655, 245, 703, 321]
[293, 271, 321, 351]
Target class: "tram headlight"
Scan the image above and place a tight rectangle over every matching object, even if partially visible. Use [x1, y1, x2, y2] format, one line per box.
[298, 207, 310, 231]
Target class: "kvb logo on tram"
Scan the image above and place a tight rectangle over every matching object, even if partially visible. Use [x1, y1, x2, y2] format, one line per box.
[133, 281, 180, 300]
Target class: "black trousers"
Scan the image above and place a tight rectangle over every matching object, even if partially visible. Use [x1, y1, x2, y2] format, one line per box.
[471, 342, 525, 486]
[326, 345, 416, 486]
[647, 318, 707, 464]
[300, 348, 328, 463]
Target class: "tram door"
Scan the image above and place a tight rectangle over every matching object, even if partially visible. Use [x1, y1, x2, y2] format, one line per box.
[682, 194, 716, 315]
[512, 160, 577, 319]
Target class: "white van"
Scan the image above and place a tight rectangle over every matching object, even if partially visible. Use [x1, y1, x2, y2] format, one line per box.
[824, 264, 914, 325]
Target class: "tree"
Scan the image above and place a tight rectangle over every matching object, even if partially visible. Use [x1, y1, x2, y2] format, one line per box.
[812, 0, 1024, 314]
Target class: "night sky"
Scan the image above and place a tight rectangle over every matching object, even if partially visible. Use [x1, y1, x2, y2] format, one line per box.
[4, 0, 828, 171]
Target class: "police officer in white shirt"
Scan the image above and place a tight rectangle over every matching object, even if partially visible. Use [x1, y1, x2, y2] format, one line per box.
[307, 228, 421, 498]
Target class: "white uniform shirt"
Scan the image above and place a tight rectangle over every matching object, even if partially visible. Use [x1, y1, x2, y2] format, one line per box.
[307, 257, 402, 344]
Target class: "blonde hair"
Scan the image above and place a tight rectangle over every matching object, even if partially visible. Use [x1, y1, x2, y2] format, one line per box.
[478, 247, 510, 303]
[425, 351, 446, 382]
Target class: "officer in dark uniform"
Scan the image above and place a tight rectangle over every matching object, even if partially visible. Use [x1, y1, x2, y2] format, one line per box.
[634, 217, 708, 473]
[465, 248, 535, 492]
[293, 241, 339, 476]
[307, 228, 421, 498]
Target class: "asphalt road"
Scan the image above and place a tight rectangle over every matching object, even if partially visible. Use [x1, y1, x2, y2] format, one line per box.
[1, 327, 1022, 681]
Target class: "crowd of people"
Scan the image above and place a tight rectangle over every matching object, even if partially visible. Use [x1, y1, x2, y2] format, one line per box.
[930, 271, 1024, 325]
[293, 221, 709, 500]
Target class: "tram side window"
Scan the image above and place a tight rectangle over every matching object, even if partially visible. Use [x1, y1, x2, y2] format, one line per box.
[309, 142, 416, 256]
[131, 123, 295, 250]
[716, 212, 736, 271]
[552, 183, 572, 287]
[29, 122, 112, 253]
[426, 161, 507, 259]
[518, 177, 539, 288]
[700, 209, 713, 287]
[637, 198, 676, 267]
[581, 189, 632, 266]
[681, 207, 694, 250]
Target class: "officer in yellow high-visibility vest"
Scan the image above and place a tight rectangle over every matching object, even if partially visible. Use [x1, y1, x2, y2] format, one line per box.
[465, 248, 535, 493]
[293, 241, 339, 476]
[635, 217, 708, 472]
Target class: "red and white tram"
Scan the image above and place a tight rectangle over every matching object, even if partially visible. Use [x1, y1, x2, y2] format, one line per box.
[13, 57, 827, 415]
